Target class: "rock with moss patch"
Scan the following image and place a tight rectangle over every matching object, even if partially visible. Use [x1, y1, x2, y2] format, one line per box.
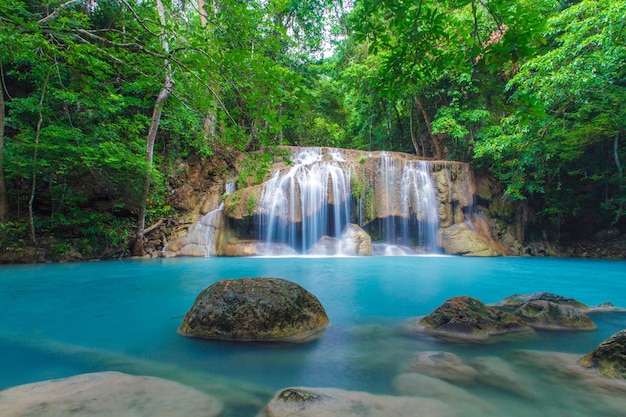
[258, 387, 455, 417]
[513, 300, 596, 331]
[578, 330, 626, 379]
[179, 278, 329, 342]
[407, 296, 532, 340]
[492, 292, 589, 311]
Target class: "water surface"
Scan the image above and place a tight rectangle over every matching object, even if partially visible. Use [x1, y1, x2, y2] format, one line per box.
[1, 256, 625, 416]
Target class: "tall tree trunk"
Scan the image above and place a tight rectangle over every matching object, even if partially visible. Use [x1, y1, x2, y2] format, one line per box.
[132, 0, 173, 256]
[197, 0, 208, 26]
[0, 67, 7, 223]
[613, 131, 623, 225]
[199, 0, 218, 147]
[415, 96, 444, 159]
[28, 73, 50, 243]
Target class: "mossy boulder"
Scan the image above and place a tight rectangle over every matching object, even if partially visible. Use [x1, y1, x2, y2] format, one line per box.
[178, 278, 329, 342]
[513, 300, 596, 331]
[410, 296, 532, 340]
[493, 292, 589, 311]
[579, 330, 626, 379]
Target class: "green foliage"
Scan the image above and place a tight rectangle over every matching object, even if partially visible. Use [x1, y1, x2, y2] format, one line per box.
[475, 0, 626, 228]
[246, 195, 257, 214]
[0, 0, 340, 257]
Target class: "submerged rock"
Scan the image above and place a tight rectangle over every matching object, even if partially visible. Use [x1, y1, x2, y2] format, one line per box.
[408, 296, 532, 340]
[178, 278, 329, 342]
[513, 300, 596, 331]
[579, 330, 626, 379]
[0, 372, 222, 417]
[470, 356, 538, 399]
[393, 372, 495, 415]
[258, 387, 456, 417]
[404, 351, 478, 384]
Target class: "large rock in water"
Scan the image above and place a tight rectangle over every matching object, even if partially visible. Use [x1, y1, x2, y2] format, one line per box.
[258, 387, 455, 417]
[179, 278, 329, 342]
[408, 296, 532, 340]
[579, 330, 626, 379]
[0, 372, 222, 417]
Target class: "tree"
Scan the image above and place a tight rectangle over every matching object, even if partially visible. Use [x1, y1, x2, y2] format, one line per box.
[131, 0, 174, 256]
[475, 0, 626, 232]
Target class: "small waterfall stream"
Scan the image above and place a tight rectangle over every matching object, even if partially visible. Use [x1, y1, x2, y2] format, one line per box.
[258, 148, 352, 254]
[187, 180, 235, 256]
[375, 152, 439, 254]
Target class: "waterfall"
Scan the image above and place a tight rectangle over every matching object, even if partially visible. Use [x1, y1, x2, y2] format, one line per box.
[258, 148, 352, 254]
[375, 153, 439, 254]
[188, 180, 235, 256]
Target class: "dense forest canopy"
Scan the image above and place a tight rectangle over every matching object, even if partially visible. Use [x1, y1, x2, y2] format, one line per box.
[0, 0, 624, 259]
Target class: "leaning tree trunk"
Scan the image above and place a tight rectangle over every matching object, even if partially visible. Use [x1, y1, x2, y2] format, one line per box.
[131, 0, 173, 256]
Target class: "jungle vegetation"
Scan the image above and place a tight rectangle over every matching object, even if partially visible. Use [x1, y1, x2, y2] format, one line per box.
[0, 0, 624, 259]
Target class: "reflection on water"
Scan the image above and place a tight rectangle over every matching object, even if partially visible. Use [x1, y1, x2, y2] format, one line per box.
[0, 256, 625, 416]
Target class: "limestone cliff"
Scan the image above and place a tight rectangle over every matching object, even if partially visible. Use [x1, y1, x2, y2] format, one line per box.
[164, 147, 524, 257]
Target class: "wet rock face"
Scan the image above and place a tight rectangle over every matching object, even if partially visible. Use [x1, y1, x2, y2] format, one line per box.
[178, 278, 329, 342]
[440, 223, 501, 257]
[513, 300, 596, 331]
[579, 330, 626, 379]
[414, 296, 532, 340]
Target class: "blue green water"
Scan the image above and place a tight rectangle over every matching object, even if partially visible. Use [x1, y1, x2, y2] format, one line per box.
[1, 256, 625, 416]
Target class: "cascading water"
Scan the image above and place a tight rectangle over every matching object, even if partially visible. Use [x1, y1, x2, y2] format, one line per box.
[375, 152, 439, 254]
[258, 148, 352, 255]
[187, 180, 235, 256]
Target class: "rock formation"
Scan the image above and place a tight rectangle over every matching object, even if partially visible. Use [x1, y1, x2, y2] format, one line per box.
[513, 300, 596, 331]
[164, 147, 524, 257]
[404, 351, 479, 384]
[579, 330, 626, 379]
[178, 278, 329, 342]
[406, 296, 533, 340]
[492, 292, 589, 311]
[258, 387, 456, 417]
[0, 372, 222, 417]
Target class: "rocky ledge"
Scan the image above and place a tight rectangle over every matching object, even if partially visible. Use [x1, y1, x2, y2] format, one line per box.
[179, 277, 329, 342]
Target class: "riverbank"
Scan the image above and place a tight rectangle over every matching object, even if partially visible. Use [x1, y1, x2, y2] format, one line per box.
[1, 235, 624, 264]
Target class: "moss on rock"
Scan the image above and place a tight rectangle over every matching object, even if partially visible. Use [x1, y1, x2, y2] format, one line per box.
[178, 277, 329, 342]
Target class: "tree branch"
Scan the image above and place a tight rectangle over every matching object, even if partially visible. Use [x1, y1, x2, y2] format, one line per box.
[38, 0, 86, 24]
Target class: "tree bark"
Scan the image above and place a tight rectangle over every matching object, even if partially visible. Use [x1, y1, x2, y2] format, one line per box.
[613, 131, 623, 225]
[415, 96, 443, 159]
[0, 67, 7, 223]
[132, 0, 173, 256]
[28, 73, 50, 243]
